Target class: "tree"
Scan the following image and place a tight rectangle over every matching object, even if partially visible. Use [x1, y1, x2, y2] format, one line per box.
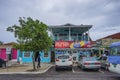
[7, 17, 52, 70]
[0, 41, 3, 45]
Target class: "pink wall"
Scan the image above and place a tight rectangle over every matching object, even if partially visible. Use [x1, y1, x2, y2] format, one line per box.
[12, 49, 17, 59]
[0, 48, 6, 60]
[0, 48, 17, 60]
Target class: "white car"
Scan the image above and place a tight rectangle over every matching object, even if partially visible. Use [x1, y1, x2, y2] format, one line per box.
[78, 57, 101, 71]
[100, 56, 109, 70]
[55, 54, 73, 71]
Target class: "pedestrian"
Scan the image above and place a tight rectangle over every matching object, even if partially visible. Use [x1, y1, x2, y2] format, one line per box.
[102, 51, 107, 57]
[37, 53, 41, 69]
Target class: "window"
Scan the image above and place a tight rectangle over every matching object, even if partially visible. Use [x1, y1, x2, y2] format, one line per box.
[68, 50, 71, 54]
[111, 47, 120, 56]
[44, 52, 48, 57]
[117, 47, 120, 55]
[58, 55, 69, 59]
[24, 52, 30, 57]
[73, 50, 77, 53]
[102, 57, 107, 61]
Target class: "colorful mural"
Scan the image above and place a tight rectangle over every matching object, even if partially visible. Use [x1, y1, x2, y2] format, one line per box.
[55, 41, 92, 48]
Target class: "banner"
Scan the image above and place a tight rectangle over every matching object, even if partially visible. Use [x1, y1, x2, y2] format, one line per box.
[55, 41, 92, 48]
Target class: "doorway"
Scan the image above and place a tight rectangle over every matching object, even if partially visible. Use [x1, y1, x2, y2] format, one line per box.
[51, 51, 55, 62]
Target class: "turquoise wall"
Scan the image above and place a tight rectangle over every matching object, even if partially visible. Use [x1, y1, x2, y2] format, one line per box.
[17, 50, 33, 63]
[17, 50, 51, 63]
[40, 51, 51, 63]
[22, 51, 33, 63]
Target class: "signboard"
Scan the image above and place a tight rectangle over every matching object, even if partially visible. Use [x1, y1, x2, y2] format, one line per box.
[111, 39, 120, 43]
[55, 41, 92, 48]
[102, 38, 112, 46]
[55, 41, 71, 48]
[6, 47, 12, 54]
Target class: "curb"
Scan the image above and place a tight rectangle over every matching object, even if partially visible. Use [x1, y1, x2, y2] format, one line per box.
[0, 65, 52, 74]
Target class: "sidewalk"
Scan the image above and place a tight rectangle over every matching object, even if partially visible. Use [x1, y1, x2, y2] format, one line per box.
[0, 62, 52, 74]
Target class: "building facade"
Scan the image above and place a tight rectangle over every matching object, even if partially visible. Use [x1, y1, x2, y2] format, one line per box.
[17, 51, 51, 63]
[96, 32, 120, 54]
[49, 24, 93, 63]
[0, 42, 17, 61]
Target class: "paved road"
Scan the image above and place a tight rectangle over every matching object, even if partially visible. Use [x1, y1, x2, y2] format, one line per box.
[0, 66, 120, 80]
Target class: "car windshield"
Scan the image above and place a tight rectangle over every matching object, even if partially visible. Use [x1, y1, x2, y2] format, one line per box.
[83, 57, 97, 61]
[58, 55, 69, 59]
[102, 57, 107, 60]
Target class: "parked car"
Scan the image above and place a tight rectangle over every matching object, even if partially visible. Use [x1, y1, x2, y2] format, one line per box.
[78, 57, 101, 71]
[99, 56, 109, 70]
[0, 58, 6, 68]
[55, 54, 73, 71]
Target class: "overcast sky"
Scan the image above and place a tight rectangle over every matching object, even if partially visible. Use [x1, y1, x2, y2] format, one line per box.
[0, 0, 120, 43]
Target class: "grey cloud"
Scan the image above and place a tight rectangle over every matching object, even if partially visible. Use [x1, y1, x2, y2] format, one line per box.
[0, 0, 120, 42]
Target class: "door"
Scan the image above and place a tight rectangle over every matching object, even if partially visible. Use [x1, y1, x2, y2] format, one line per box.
[51, 51, 55, 62]
[7, 54, 12, 60]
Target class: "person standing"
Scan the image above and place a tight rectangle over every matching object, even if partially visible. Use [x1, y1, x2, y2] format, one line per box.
[37, 53, 41, 69]
[102, 51, 107, 57]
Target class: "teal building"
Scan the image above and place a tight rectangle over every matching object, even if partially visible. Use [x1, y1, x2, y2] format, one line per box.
[49, 24, 93, 63]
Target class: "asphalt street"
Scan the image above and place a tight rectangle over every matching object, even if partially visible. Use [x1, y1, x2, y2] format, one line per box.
[0, 66, 120, 80]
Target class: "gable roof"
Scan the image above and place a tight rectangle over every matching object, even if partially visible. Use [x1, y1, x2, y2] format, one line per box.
[0, 42, 17, 48]
[4, 42, 17, 45]
[97, 32, 120, 41]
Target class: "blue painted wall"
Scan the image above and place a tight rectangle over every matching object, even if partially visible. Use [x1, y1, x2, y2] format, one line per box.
[22, 51, 33, 63]
[40, 51, 51, 63]
[17, 50, 33, 63]
[17, 50, 51, 63]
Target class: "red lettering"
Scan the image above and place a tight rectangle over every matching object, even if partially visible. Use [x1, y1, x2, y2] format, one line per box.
[55, 41, 71, 48]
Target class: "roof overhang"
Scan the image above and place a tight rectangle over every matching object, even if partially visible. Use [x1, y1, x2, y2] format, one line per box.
[48, 24, 92, 34]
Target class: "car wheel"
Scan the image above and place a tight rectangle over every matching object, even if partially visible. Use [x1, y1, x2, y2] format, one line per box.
[55, 67, 58, 71]
[95, 69, 99, 71]
[77, 64, 81, 68]
[81, 66, 85, 70]
[79, 64, 82, 68]
[69, 67, 72, 71]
